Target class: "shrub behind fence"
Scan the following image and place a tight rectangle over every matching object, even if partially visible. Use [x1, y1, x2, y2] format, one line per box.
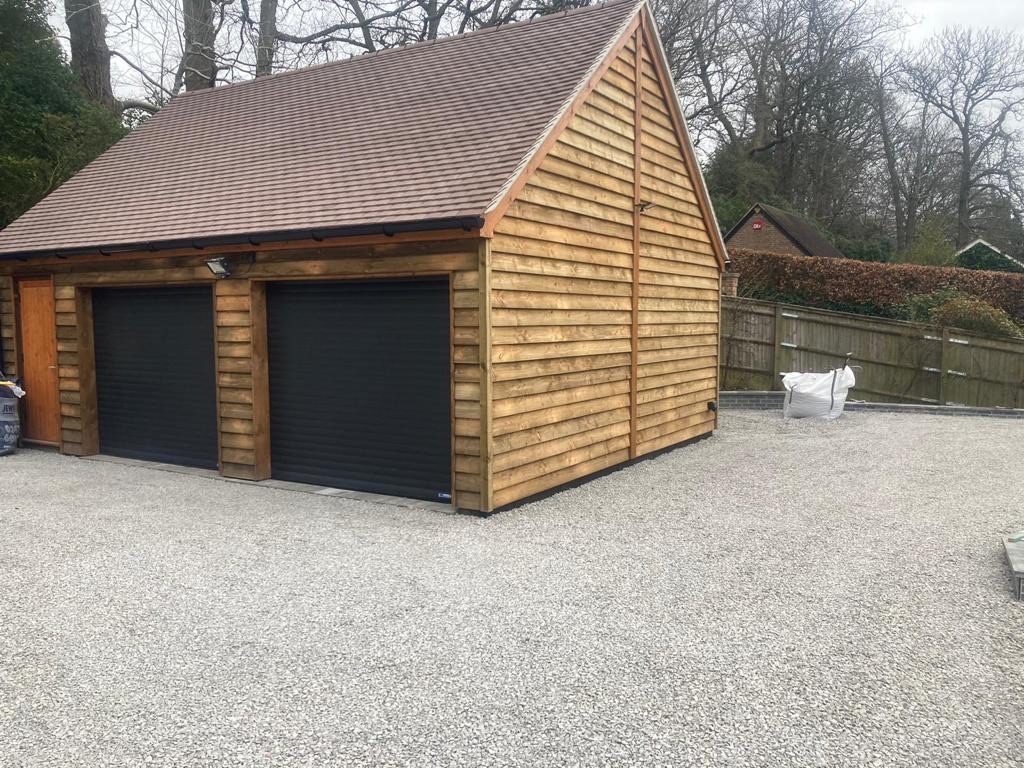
[728, 249, 1024, 322]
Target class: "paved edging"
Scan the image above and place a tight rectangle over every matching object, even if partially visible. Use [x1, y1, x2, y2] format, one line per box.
[719, 390, 1024, 419]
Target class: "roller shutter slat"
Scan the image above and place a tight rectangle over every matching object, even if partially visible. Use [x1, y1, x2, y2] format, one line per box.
[92, 287, 218, 469]
[267, 278, 452, 501]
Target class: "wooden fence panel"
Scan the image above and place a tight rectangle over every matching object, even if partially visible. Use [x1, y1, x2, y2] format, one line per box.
[721, 297, 1024, 409]
[720, 300, 774, 391]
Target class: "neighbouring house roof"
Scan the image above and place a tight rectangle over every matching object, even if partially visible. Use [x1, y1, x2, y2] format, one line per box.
[957, 238, 1024, 269]
[957, 238, 1003, 256]
[725, 203, 846, 260]
[0, 0, 642, 259]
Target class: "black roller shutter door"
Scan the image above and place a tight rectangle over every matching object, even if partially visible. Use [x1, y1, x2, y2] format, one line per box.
[92, 286, 218, 469]
[267, 278, 451, 501]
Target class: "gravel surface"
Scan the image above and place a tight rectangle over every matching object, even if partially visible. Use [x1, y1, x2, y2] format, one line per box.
[1, 411, 1023, 767]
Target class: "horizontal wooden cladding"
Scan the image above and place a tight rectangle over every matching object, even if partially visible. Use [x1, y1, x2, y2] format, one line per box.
[0, 277, 16, 375]
[503, 199, 634, 249]
[491, 338, 631, 364]
[492, 447, 630, 509]
[213, 280, 261, 478]
[492, 351, 631, 383]
[493, 365, 632, 402]
[492, 307, 632, 327]
[636, 413, 716, 457]
[54, 284, 84, 453]
[453, 264, 483, 508]
[634, 22, 719, 449]
[487, 41, 640, 501]
[489, 260, 630, 292]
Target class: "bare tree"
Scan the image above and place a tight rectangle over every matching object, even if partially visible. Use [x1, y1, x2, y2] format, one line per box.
[905, 28, 1024, 247]
[652, 0, 748, 147]
[874, 55, 956, 252]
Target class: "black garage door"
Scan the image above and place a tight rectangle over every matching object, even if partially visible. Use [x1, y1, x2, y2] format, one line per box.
[267, 278, 451, 501]
[92, 286, 218, 469]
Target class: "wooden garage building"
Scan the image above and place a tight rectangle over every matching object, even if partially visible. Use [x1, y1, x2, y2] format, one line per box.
[0, 0, 725, 513]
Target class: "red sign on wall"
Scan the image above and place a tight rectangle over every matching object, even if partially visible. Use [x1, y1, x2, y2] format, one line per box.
[752, 218, 764, 230]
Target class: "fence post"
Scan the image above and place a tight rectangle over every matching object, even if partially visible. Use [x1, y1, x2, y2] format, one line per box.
[771, 304, 783, 390]
[938, 327, 949, 405]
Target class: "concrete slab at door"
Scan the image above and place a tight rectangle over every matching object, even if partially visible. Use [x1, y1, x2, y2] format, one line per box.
[16, 277, 60, 445]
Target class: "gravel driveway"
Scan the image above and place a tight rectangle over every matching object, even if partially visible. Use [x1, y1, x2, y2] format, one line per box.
[1, 411, 1022, 767]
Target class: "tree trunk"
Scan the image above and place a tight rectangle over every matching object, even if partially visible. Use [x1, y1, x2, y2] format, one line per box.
[64, 0, 117, 110]
[876, 87, 906, 251]
[183, 0, 216, 91]
[956, 128, 973, 247]
[256, 0, 278, 77]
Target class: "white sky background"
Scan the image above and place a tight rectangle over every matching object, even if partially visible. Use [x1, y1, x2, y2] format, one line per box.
[897, 0, 1024, 38]
[47, 0, 1024, 103]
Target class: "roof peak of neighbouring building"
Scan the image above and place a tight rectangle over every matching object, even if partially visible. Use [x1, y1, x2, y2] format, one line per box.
[0, 0, 643, 259]
[727, 202, 847, 260]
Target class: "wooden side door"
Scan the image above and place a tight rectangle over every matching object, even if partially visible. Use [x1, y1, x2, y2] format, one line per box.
[16, 277, 60, 445]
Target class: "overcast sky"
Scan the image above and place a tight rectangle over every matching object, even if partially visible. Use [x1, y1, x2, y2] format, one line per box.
[897, 0, 1024, 39]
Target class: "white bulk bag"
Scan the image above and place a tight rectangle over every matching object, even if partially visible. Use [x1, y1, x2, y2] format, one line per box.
[781, 366, 856, 420]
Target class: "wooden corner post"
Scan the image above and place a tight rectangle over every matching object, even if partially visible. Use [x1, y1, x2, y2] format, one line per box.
[73, 287, 99, 455]
[478, 238, 494, 512]
[249, 280, 271, 480]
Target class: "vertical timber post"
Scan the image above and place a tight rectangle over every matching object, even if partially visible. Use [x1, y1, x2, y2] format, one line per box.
[478, 238, 494, 512]
[938, 327, 949, 405]
[75, 287, 99, 455]
[771, 303, 784, 390]
[249, 280, 271, 480]
[629, 23, 643, 460]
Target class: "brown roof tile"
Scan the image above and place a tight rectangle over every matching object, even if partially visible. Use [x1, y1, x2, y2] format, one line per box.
[0, 0, 639, 257]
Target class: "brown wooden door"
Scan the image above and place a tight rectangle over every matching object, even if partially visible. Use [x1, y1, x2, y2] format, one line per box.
[16, 277, 60, 445]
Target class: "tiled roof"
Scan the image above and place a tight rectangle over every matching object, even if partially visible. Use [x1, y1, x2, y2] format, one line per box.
[0, 0, 639, 257]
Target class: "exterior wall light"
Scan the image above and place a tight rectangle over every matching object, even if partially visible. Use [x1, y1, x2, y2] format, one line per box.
[205, 256, 231, 278]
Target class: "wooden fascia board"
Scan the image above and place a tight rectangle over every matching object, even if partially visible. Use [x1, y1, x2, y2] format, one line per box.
[638, 6, 728, 271]
[479, 5, 643, 238]
[0, 229, 481, 271]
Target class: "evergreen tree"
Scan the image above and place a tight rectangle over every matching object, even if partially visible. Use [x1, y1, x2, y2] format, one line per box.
[0, 0, 123, 229]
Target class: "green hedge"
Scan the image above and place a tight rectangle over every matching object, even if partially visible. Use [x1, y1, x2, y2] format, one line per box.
[728, 249, 1024, 322]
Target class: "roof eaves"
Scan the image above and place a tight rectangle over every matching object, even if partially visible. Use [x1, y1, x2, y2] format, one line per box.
[0, 216, 484, 262]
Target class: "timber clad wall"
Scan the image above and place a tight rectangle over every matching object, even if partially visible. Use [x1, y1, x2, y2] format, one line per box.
[0, 276, 15, 376]
[486, 29, 720, 508]
[453, 254, 484, 511]
[215, 279, 268, 480]
[56, 286, 98, 455]
[489, 43, 637, 509]
[635, 30, 719, 454]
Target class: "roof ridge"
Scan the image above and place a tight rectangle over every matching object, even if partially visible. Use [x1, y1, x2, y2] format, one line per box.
[176, 0, 639, 100]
